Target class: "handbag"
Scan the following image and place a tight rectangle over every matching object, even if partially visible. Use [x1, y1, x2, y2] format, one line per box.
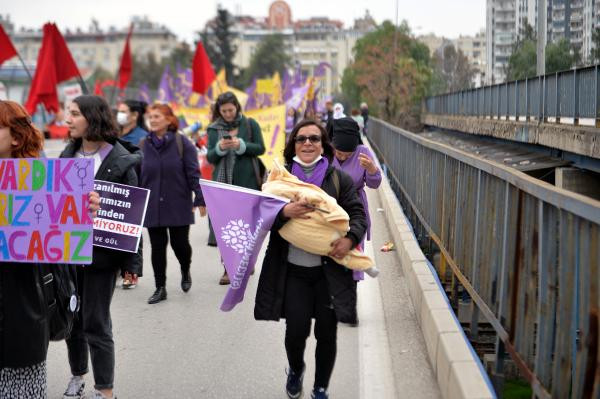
[42, 265, 79, 341]
[245, 117, 268, 188]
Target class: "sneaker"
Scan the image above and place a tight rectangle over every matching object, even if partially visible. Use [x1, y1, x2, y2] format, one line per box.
[219, 271, 230, 285]
[130, 273, 138, 288]
[63, 375, 85, 399]
[285, 364, 305, 399]
[311, 387, 329, 399]
[85, 390, 116, 399]
[122, 272, 133, 289]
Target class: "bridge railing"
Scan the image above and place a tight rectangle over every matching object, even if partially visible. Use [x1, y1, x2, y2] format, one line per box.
[369, 118, 600, 398]
[424, 65, 600, 125]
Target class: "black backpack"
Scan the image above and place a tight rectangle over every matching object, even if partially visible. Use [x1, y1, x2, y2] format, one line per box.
[42, 265, 79, 341]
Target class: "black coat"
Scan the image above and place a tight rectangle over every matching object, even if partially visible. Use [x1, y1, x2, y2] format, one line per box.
[60, 139, 143, 274]
[254, 165, 367, 323]
[0, 263, 51, 368]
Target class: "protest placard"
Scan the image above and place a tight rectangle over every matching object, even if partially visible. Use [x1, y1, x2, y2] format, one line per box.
[0, 158, 94, 264]
[92, 180, 149, 253]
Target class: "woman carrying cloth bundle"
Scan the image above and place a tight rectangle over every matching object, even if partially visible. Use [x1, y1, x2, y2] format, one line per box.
[254, 119, 366, 399]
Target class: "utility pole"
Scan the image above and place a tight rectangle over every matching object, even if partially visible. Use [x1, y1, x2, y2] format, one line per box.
[537, 0, 546, 75]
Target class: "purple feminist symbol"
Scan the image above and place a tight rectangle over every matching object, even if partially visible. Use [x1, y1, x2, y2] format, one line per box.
[34, 203, 44, 224]
[74, 160, 92, 189]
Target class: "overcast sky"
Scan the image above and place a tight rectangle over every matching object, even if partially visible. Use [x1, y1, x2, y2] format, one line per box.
[3, 0, 485, 43]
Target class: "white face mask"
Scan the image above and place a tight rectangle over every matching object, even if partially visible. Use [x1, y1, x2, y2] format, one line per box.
[116, 112, 129, 126]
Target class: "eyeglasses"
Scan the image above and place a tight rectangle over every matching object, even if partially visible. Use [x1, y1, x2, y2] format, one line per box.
[294, 135, 321, 144]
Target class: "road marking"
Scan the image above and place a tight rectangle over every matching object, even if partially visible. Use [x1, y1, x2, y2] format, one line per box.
[358, 239, 397, 399]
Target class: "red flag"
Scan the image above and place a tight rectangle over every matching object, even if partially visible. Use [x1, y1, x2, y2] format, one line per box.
[0, 24, 17, 66]
[25, 23, 80, 114]
[117, 24, 133, 90]
[192, 41, 216, 94]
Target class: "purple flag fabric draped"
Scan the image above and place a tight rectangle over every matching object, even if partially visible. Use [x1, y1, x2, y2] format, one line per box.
[200, 180, 289, 311]
[158, 65, 175, 103]
[138, 83, 151, 103]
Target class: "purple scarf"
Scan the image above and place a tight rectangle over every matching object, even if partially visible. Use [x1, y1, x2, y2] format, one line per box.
[291, 157, 329, 187]
[150, 131, 171, 149]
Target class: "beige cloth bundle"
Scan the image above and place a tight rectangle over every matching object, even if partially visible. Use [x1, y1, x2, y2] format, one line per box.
[261, 160, 373, 270]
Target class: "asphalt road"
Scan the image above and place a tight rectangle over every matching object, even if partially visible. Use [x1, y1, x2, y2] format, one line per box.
[41, 139, 440, 398]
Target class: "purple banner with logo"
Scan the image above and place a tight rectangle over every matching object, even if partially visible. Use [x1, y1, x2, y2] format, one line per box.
[0, 158, 94, 264]
[92, 180, 150, 253]
[200, 180, 288, 311]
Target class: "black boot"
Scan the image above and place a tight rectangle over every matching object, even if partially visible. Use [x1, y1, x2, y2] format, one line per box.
[181, 271, 192, 292]
[148, 287, 167, 304]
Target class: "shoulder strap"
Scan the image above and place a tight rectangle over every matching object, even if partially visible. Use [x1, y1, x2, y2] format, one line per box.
[175, 131, 184, 159]
[245, 117, 253, 143]
[333, 169, 340, 198]
[139, 137, 146, 150]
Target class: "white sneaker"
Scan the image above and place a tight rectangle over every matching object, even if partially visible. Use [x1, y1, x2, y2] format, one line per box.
[365, 266, 380, 278]
[63, 375, 85, 399]
[86, 390, 116, 399]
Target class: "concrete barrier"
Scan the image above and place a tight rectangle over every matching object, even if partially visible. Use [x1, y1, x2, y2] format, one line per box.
[369, 139, 496, 399]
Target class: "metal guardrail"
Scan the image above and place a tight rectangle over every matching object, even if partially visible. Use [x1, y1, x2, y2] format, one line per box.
[369, 118, 600, 398]
[424, 65, 600, 124]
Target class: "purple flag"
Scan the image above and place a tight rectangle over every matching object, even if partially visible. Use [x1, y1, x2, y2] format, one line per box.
[282, 69, 293, 102]
[314, 62, 331, 78]
[200, 180, 288, 311]
[138, 83, 151, 103]
[174, 66, 194, 106]
[286, 83, 310, 111]
[158, 65, 175, 103]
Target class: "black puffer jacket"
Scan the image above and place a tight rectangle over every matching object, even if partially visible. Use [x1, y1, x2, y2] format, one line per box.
[254, 165, 367, 323]
[60, 139, 143, 274]
[0, 263, 51, 368]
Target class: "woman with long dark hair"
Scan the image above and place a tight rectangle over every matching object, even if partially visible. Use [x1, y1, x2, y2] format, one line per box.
[61, 95, 142, 399]
[206, 91, 265, 285]
[140, 103, 205, 305]
[254, 119, 366, 399]
[0, 100, 100, 399]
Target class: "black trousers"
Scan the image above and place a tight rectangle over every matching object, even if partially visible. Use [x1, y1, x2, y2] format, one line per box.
[147, 225, 192, 288]
[66, 267, 118, 390]
[284, 264, 338, 389]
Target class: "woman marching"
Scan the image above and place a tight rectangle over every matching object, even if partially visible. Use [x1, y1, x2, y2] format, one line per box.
[61, 95, 142, 399]
[140, 103, 205, 304]
[206, 91, 265, 285]
[0, 100, 100, 399]
[331, 117, 382, 325]
[254, 119, 366, 399]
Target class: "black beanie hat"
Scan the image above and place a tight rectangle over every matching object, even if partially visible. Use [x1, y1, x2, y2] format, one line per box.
[332, 117, 361, 152]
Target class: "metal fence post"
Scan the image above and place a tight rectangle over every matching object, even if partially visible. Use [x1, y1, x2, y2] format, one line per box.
[555, 72, 559, 123]
[574, 69, 579, 125]
[525, 78, 529, 121]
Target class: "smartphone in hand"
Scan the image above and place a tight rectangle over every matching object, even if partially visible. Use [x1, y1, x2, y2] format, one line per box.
[222, 134, 232, 140]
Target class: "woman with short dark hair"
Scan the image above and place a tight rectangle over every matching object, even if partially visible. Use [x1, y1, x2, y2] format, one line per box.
[255, 119, 366, 399]
[116, 99, 148, 146]
[207, 91, 265, 284]
[61, 95, 142, 399]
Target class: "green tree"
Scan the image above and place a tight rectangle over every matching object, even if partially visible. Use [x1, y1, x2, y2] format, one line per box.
[341, 20, 431, 130]
[505, 23, 537, 80]
[241, 34, 291, 87]
[201, 5, 237, 85]
[546, 38, 576, 73]
[431, 44, 474, 93]
[129, 52, 164, 88]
